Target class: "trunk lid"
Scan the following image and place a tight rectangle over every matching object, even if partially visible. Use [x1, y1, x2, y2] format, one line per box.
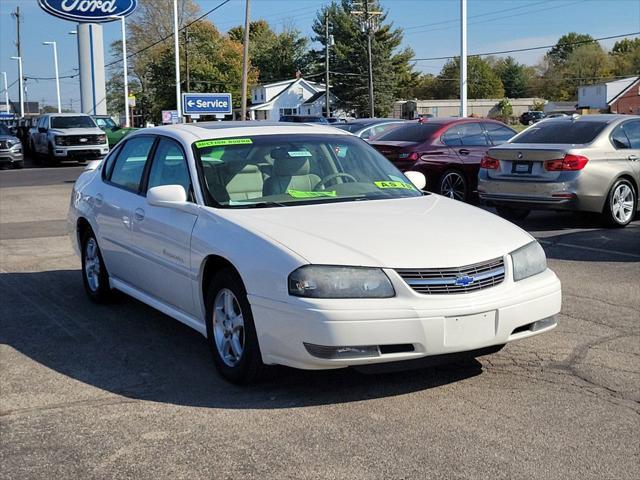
[486, 143, 574, 181]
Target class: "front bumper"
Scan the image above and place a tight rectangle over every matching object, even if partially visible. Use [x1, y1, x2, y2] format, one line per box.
[0, 149, 24, 165]
[53, 144, 109, 159]
[249, 259, 561, 370]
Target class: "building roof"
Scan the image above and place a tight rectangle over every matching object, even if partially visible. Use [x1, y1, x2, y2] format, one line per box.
[302, 91, 338, 105]
[607, 76, 639, 106]
[249, 77, 327, 111]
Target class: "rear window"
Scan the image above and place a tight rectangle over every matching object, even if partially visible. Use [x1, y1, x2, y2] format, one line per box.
[375, 123, 441, 142]
[513, 121, 607, 144]
[335, 124, 361, 133]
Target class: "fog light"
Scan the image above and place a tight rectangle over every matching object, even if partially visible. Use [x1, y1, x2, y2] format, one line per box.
[531, 316, 556, 331]
[303, 343, 380, 359]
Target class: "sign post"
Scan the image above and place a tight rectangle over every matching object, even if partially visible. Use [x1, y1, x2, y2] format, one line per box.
[182, 93, 232, 117]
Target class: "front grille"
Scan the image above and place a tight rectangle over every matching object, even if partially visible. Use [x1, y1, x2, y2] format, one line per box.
[58, 135, 104, 146]
[396, 257, 505, 294]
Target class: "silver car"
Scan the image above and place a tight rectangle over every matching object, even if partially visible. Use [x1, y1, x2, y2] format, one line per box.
[334, 118, 406, 141]
[478, 115, 640, 227]
[0, 123, 24, 169]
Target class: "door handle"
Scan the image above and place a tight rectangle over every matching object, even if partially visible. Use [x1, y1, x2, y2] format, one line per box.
[122, 216, 131, 228]
[458, 148, 470, 155]
[134, 208, 145, 222]
[628, 154, 639, 161]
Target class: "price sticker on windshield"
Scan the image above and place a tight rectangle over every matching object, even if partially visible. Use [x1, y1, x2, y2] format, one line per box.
[195, 138, 253, 148]
[374, 181, 416, 190]
[287, 189, 337, 199]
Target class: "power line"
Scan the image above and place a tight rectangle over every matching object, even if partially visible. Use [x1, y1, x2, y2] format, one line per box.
[413, 32, 640, 62]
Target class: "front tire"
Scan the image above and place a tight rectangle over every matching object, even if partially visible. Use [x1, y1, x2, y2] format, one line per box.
[205, 268, 264, 384]
[496, 205, 531, 221]
[603, 178, 636, 227]
[81, 229, 113, 303]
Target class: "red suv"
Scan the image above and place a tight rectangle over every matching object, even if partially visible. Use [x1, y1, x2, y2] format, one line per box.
[370, 118, 516, 201]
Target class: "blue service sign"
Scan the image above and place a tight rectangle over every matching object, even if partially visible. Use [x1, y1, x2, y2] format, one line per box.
[183, 93, 232, 116]
[38, 0, 138, 23]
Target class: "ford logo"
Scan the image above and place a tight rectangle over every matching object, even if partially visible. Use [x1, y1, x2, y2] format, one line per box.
[454, 275, 475, 287]
[38, 0, 138, 23]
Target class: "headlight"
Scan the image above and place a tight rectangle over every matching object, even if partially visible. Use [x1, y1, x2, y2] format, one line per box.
[97, 134, 107, 143]
[54, 135, 66, 146]
[6, 139, 20, 149]
[511, 241, 547, 281]
[288, 265, 395, 298]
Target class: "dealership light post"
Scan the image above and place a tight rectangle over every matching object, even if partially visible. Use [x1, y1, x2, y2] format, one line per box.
[240, 0, 250, 121]
[109, 15, 130, 127]
[173, 0, 182, 121]
[10, 56, 23, 117]
[43, 41, 61, 113]
[1, 72, 9, 113]
[460, 0, 467, 118]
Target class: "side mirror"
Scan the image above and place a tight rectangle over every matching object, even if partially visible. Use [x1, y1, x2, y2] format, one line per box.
[405, 171, 426, 190]
[38, 127, 47, 133]
[147, 185, 187, 208]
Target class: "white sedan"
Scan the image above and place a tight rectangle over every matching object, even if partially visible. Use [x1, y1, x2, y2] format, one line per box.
[68, 122, 561, 383]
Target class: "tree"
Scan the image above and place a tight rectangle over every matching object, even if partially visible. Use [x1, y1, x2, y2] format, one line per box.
[309, 0, 415, 117]
[610, 38, 640, 77]
[229, 20, 309, 84]
[494, 98, 513, 122]
[435, 57, 504, 99]
[494, 57, 529, 98]
[547, 32, 595, 65]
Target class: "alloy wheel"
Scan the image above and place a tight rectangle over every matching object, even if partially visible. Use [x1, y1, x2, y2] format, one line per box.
[440, 172, 466, 201]
[611, 183, 634, 224]
[84, 237, 101, 292]
[213, 288, 245, 367]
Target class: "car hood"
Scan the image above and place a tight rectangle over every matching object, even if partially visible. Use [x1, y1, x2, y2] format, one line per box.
[0, 135, 19, 142]
[216, 195, 533, 268]
[49, 128, 105, 135]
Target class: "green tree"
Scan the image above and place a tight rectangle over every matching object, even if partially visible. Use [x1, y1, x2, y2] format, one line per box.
[309, 0, 415, 117]
[610, 38, 640, 77]
[547, 32, 595, 65]
[435, 57, 504, 99]
[494, 57, 529, 98]
[229, 20, 309, 84]
[495, 98, 513, 122]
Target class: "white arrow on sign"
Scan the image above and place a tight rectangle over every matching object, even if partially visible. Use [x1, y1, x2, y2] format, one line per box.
[187, 100, 195, 107]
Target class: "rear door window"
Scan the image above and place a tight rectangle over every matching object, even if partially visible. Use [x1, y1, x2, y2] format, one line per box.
[441, 127, 462, 146]
[621, 120, 640, 149]
[375, 123, 441, 142]
[611, 124, 631, 149]
[458, 122, 489, 146]
[514, 121, 607, 144]
[108, 136, 155, 193]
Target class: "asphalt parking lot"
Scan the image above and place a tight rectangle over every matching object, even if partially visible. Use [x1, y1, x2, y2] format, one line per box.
[1, 158, 639, 479]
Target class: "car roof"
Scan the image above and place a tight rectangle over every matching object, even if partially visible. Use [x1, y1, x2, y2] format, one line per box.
[540, 114, 638, 125]
[138, 121, 352, 142]
[42, 112, 91, 117]
[346, 118, 402, 124]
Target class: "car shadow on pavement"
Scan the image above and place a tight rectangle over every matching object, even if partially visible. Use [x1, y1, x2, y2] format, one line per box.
[0, 269, 484, 410]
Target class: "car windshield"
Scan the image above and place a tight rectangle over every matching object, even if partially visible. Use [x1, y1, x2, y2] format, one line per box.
[194, 134, 423, 208]
[0, 124, 10, 136]
[375, 123, 441, 142]
[95, 117, 117, 129]
[51, 116, 96, 129]
[513, 121, 607, 144]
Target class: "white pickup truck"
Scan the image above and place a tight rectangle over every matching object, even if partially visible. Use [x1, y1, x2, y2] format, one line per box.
[32, 113, 109, 165]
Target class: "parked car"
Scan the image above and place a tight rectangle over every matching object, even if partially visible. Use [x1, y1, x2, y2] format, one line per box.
[478, 114, 640, 227]
[326, 117, 347, 124]
[0, 123, 23, 169]
[370, 118, 516, 201]
[92, 115, 137, 148]
[520, 111, 546, 125]
[335, 118, 406, 141]
[279, 115, 328, 124]
[68, 121, 561, 383]
[31, 113, 109, 165]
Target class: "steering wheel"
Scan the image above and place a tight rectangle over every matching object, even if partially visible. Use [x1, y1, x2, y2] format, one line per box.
[314, 173, 358, 191]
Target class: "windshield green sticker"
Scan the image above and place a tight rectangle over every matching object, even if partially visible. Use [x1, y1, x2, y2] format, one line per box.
[288, 150, 312, 157]
[374, 180, 416, 190]
[287, 189, 337, 199]
[195, 138, 253, 148]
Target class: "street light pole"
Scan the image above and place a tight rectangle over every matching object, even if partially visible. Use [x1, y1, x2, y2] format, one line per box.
[460, 0, 467, 118]
[10, 56, 23, 117]
[325, 12, 330, 119]
[43, 41, 61, 113]
[173, 0, 182, 121]
[1, 72, 9, 114]
[109, 16, 130, 127]
[240, 0, 251, 121]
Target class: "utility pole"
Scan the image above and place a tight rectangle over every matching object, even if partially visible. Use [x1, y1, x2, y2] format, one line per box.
[325, 12, 330, 118]
[353, 1, 380, 118]
[460, 0, 468, 117]
[184, 28, 190, 93]
[173, 0, 182, 121]
[11, 6, 22, 115]
[240, 0, 251, 121]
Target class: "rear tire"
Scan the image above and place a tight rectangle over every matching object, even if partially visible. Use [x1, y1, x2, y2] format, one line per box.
[205, 268, 265, 384]
[439, 170, 468, 202]
[603, 178, 636, 227]
[81, 229, 113, 303]
[496, 206, 531, 221]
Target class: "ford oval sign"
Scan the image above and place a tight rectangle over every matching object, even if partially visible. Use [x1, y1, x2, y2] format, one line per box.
[38, 0, 138, 23]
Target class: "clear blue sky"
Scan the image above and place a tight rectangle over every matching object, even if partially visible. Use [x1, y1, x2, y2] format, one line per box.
[1, 0, 638, 110]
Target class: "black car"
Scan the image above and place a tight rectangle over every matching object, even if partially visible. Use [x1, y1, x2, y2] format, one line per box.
[279, 115, 328, 124]
[520, 111, 546, 125]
